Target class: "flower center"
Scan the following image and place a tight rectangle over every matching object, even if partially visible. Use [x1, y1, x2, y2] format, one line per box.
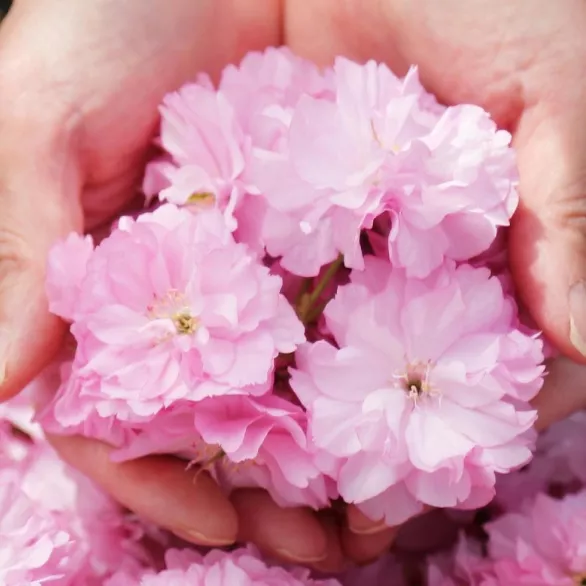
[370, 119, 401, 153]
[190, 441, 257, 474]
[147, 289, 199, 336]
[395, 360, 435, 402]
[573, 574, 586, 585]
[172, 311, 199, 335]
[187, 191, 216, 208]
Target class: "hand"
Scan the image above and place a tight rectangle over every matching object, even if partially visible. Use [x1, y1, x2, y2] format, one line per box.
[289, 0, 586, 362]
[0, 0, 343, 571]
[3, 0, 586, 571]
[284, 0, 586, 536]
[0, 0, 381, 572]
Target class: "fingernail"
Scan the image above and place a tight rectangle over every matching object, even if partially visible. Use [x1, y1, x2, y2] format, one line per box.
[311, 552, 346, 573]
[348, 518, 389, 536]
[570, 281, 586, 356]
[311, 558, 347, 574]
[275, 548, 328, 564]
[173, 527, 235, 547]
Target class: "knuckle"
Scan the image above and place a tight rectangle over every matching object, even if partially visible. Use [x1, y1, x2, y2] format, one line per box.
[0, 223, 36, 278]
[545, 173, 586, 235]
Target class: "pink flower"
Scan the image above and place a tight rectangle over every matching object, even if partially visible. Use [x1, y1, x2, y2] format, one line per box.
[0, 407, 152, 585]
[427, 535, 497, 586]
[486, 490, 586, 585]
[252, 57, 517, 277]
[536, 411, 586, 487]
[105, 546, 342, 586]
[144, 48, 333, 259]
[45, 204, 305, 422]
[143, 75, 247, 230]
[190, 394, 335, 508]
[493, 411, 586, 513]
[45, 232, 94, 322]
[41, 329, 328, 509]
[144, 50, 515, 277]
[290, 257, 544, 526]
[103, 394, 335, 509]
[219, 47, 333, 149]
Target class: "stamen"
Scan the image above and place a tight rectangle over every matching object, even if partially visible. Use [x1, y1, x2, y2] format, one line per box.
[395, 360, 437, 403]
[187, 192, 216, 208]
[147, 290, 199, 338]
[172, 311, 199, 335]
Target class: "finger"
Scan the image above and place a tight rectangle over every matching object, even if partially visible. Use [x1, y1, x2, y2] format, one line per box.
[0, 114, 82, 401]
[310, 511, 345, 574]
[344, 505, 397, 564]
[230, 489, 329, 565]
[47, 433, 238, 547]
[341, 523, 397, 566]
[509, 62, 586, 361]
[532, 357, 586, 430]
[346, 503, 431, 535]
[346, 504, 390, 536]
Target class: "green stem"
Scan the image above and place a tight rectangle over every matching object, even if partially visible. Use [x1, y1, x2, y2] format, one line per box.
[297, 255, 343, 324]
[305, 300, 328, 325]
[295, 278, 312, 308]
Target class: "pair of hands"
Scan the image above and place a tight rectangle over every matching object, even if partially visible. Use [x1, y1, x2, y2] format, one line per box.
[2, 0, 586, 571]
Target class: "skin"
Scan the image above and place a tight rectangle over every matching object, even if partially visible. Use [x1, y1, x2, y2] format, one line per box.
[2, 0, 586, 568]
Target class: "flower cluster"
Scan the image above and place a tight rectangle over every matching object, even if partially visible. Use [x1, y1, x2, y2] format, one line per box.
[423, 488, 586, 585]
[493, 411, 586, 511]
[105, 546, 341, 586]
[0, 397, 158, 585]
[39, 47, 544, 529]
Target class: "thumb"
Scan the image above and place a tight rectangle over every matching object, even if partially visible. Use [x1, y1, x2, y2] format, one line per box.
[0, 123, 82, 400]
[510, 83, 586, 362]
[532, 356, 586, 431]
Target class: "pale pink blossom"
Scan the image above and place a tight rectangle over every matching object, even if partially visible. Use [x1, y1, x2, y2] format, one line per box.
[0, 409, 152, 585]
[45, 232, 94, 322]
[252, 57, 517, 276]
[103, 394, 335, 509]
[188, 394, 335, 508]
[427, 535, 497, 586]
[486, 490, 586, 585]
[536, 411, 586, 486]
[291, 257, 544, 526]
[45, 204, 305, 423]
[105, 546, 342, 586]
[143, 76, 247, 230]
[494, 411, 586, 511]
[144, 48, 333, 258]
[144, 50, 515, 277]
[40, 359, 331, 509]
[219, 47, 333, 149]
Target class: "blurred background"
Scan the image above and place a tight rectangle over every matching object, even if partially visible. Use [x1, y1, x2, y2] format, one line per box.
[0, 0, 11, 18]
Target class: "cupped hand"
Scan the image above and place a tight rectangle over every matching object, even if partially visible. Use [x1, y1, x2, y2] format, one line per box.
[285, 0, 586, 540]
[0, 0, 344, 572]
[288, 0, 586, 364]
[3, 0, 586, 572]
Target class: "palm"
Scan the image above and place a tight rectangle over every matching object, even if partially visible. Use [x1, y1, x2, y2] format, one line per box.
[0, 0, 280, 231]
[2, 0, 586, 572]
